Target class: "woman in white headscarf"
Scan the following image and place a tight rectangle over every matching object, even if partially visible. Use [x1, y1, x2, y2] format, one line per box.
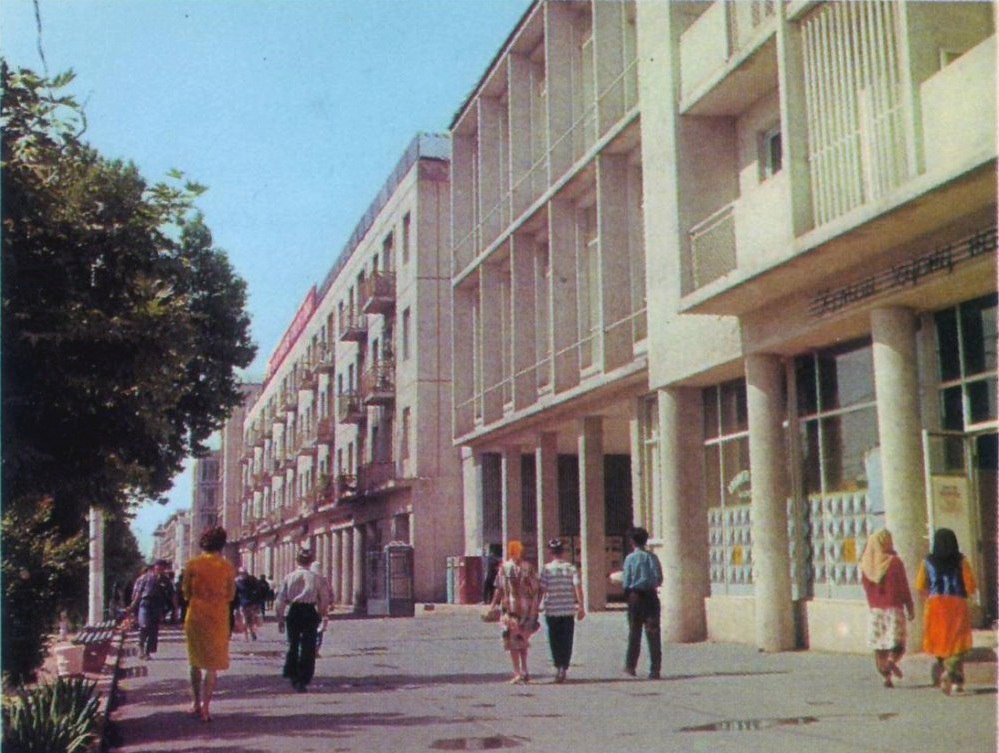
[860, 529, 914, 688]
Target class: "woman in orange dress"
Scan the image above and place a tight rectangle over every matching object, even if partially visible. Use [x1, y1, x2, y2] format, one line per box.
[915, 528, 977, 695]
[182, 526, 236, 721]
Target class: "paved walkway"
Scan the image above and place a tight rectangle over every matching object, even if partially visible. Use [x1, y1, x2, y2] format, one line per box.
[106, 607, 996, 753]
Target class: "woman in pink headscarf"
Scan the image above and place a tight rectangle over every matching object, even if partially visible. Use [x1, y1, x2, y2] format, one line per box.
[489, 540, 540, 683]
[860, 529, 914, 688]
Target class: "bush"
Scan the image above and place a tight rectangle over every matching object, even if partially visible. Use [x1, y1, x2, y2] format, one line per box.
[1, 499, 88, 685]
[2, 676, 100, 753]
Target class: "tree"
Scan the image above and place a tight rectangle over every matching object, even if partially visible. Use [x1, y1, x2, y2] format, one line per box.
[2, 62, 256, 524]
[1, 62, 256, 681]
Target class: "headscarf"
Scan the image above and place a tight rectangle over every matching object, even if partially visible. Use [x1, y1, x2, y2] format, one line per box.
[927, 528, 963, 574]
[506, 539, 523, 560]
[860, 529, 895, 583]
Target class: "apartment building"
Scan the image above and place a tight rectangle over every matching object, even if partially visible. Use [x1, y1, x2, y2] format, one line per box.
[236, 133, 462, 606]
[639, 0, 996, 653]
[151, 510, 191, 571]
[451, 0, 647, 611]
[190, 450, 222, 558]
[453, 0, 996, 653]
[219, 382, 262, 564]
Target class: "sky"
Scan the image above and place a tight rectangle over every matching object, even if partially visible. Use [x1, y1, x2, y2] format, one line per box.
[2, 0, 533, 556]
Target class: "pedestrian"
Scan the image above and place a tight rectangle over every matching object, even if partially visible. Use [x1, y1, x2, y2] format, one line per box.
[310, 561, 335, 657]
[916, 527, 978, 695]
[482, 543, 501, 605]
[175, 570, 188, 623]
[489, 539, 540, 684]
[539, 538, 585, 683]
[182, 525, 237, 722]
[276, 548, 332, 692]
[621, 527, 662, 679]
[859, 529, 914, 687]
[129, 560, 174, 660]
[257, 574, 273, 617]
[234, 567, 261, 641]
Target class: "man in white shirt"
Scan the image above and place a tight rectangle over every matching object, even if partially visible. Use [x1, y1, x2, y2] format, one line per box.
[275, 549, 332, 691]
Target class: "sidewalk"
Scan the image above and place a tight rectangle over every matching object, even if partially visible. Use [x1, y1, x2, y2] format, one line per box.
[106, 609, 996, 753]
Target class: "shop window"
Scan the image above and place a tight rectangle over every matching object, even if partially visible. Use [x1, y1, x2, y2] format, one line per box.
[936, 294, 999, 430]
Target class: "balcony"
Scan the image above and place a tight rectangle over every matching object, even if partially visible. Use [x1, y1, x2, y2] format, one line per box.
[337, 391, 365, 425]
[314, 347, 335, 374]
[316, 417, 334, 444]
[361, 356, 395, 407]
[360, 271, 396, 315]
[335, 473, 358, 501]
[339, 311, 367, 342]
[358, 461, 399, 494]
[282, 390, 297, 412]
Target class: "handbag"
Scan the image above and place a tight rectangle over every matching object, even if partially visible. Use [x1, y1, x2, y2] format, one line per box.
[481, 605, 501, 623]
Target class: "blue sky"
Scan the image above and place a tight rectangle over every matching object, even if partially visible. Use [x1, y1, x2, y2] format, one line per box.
[2, 0, 532, 555]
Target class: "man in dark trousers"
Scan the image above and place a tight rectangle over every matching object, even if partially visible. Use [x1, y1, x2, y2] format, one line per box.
[275, 549, 331, 692]
[129, 559, 174, 660]
[621, 527, 663, 679]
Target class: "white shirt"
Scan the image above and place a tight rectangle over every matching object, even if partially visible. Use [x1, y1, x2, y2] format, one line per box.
[275, 566, 332, 618]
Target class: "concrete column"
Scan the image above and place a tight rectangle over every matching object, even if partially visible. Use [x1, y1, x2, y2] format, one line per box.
[746, 353, 796, 651]
[502, 445, 524, 549]
[352, 525, 365, 611]
[871, 306, 928, 646]
[331, 532, 343, 605]
[536, 432, 560, 571]
[88, 506, 105, 624]
[462, 447, 485, 555]
[659, 388, 709, 642]
[342, 529, 353, 607]
[579, 416, 607, 611]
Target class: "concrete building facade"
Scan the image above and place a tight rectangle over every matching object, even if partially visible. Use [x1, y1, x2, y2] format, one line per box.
[220, 382, 262, 565]
[452, 0, 996, 653]
[236, 133, 463, 607]
[190, 450, 222, 559]
[151, 510, 191, 571]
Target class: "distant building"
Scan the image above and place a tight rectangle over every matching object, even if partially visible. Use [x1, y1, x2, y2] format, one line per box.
[151, 510, 191, 571]
[220, 382, 262, 564]
[236, 133, 463, 606]
[190, 451, 221, 559]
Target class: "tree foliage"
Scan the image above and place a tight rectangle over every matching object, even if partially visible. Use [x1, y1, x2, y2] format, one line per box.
[1, 61, 256, 682]
[1, 62, 256, 526]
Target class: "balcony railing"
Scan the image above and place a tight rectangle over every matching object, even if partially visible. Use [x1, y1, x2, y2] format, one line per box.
[314, 347, 335, 374]
[316, 417, 334, 444]
[360, 271, 397, 315]
[361, 356, 395, 406]
[335, 473, 358, 500]
[337, 391, 365, 425]
[338, 311, 367, 342]
[686, 203, 736, 294]
[358, 461, 399, 494]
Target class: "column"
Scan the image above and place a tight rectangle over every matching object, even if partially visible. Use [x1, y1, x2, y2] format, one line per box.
[535, 432, 560, 571]
[331, 532, 343, 605]
[88, 506, 105, 624]
[659, 388, 709, 642]
[342, 529, 353, 607]
[871, 307, 927, 646]
[352, 525, 365, 611]
[502, 444, 524, 550]
[579, 416, 607, 611]
[746, 353, 796, 651]
[462, 448, 484, 555]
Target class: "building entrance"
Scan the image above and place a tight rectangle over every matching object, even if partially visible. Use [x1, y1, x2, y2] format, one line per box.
[923, 430, 998, 627]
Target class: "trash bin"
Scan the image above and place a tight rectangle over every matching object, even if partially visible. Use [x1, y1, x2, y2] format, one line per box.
[456, 556, 483, 605]
[367, 543, 415, 617]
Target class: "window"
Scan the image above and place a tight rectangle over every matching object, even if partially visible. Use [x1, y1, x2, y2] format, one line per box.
[402, 307, 411, 361]
[759, 125, 782, 180]
[400, 407, 411, 461]
[382, 231, 394, 271]
[402, 212, 411, 266]
[704, 380, 752, 592]
[936, 294, 998, 431]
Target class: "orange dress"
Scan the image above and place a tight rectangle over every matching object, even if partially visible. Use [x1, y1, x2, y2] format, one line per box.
[183, 553, 236, 670]
[916, 558, 976, 659]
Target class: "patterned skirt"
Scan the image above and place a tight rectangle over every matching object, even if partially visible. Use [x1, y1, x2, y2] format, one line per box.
[867, 607, 907, 651]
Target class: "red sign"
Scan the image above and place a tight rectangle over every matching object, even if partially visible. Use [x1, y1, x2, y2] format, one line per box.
[265, 286, 317, 382]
